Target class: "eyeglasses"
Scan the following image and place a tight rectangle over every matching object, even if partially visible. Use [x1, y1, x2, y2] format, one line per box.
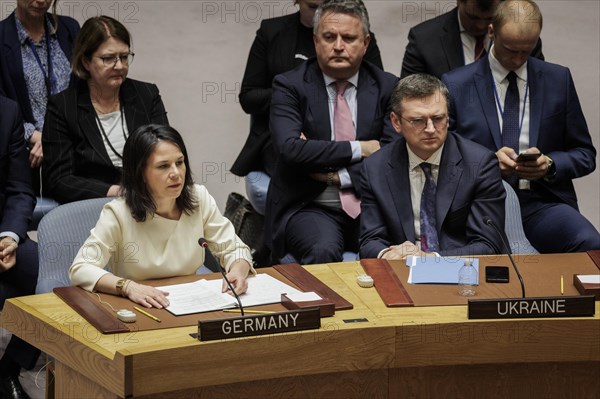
[95, 52, 135, 67]
[400, 115, 448, 130]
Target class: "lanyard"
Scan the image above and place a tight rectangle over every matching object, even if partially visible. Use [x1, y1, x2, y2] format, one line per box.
[95, 106, 128, 160]
[27, 29, 55, 97]
[493, 78, 529, 135]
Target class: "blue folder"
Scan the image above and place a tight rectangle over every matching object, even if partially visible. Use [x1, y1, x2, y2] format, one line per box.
[406, 256, 480, 285]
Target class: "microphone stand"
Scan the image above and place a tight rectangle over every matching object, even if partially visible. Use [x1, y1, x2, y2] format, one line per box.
[198, 238, 245, 316]
[484, 216, 526, 298]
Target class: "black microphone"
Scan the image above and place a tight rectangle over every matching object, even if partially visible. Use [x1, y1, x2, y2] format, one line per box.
[483, 216, 525, 298]
[198, 238, 245, 316]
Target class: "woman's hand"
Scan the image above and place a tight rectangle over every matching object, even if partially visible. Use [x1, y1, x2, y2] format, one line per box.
[222, 260, 251, 295]
[124, 281, 170, 308]
[29, 130, 43, 168]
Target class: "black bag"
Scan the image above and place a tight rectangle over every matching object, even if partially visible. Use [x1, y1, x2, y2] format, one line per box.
[224, 192, 271, 267]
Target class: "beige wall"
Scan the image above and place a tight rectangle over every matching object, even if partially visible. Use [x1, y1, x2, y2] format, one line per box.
[20, 0, 598, 229]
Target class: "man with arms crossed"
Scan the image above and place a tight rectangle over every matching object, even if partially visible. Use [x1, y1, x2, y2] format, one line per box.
[266, 0, 398, 264]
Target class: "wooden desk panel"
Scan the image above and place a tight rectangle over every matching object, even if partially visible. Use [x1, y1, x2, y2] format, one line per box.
[2, 257, 599, 398]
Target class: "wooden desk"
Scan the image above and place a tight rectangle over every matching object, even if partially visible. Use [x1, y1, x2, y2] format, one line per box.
[2, 256, 599, 398]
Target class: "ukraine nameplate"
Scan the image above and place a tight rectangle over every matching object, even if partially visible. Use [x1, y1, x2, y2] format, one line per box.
[468, 295, 595, 319]
[198, 308, 321, 341]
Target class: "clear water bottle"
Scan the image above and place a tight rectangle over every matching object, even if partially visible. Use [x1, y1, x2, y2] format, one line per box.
[458, 259, 477, 296]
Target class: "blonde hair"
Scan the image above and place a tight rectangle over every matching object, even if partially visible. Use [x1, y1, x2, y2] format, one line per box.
[492, 0, 543, 32]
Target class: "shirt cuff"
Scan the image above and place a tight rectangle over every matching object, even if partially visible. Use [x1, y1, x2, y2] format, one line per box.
[24, 123, 36, 143]
[350, 141, 361, 162]
[0, 232, 20, 244]
[338, 168, 352, 189]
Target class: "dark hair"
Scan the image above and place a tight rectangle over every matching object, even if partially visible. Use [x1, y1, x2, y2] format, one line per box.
[122, 124, 198, 222]
[71, 16, 132, 80]
[313, 0, 370, 36]
[459, 0, 498, 12]
[391, 74, 450, 116]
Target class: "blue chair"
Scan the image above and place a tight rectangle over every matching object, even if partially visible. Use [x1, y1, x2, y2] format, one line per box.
[29, 196, 60, 230]
[36, 197, 113, 294]
[245, 171, 270, 216]
[502, 181, 538, 254]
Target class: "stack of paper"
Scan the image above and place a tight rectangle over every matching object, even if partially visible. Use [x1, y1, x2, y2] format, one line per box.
[406, 256, 480, 285]
[159, 274, 304, 316]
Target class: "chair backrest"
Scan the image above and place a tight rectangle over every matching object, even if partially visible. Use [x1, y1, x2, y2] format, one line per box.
[36, 197, 112, 294]
[502, 181, 538, 255]
[29, 196, 60, 230]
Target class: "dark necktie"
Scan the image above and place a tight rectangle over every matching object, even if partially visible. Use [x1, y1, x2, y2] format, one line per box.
[334, 81, 361, 219]
[474, 35, 486, 60]
[501, 71, 520, 154]
[419, 163, 439, 252]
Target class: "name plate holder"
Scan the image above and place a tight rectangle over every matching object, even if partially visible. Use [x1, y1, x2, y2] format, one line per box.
[198, 308, 321, 341]
[468, 295, 596, 319]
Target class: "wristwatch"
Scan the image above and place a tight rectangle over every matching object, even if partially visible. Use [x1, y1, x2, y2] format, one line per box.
[116, 278, 127, 297]
[544, 155, 556, 180]
[326, 172, 334, 186]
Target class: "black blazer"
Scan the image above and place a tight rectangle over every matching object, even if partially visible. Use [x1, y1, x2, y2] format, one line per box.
[0, 12, 79, 125]
[265, 59, 398, 258]
[232, 11, 384, 176]
[400, 7, 544, 79]
[0, 96, 35, 239]
[42, 78, 168, 203]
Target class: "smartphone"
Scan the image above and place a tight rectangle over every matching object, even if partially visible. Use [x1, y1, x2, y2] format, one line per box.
[485, 266, 510, 283]
[516, 152, 541, 162]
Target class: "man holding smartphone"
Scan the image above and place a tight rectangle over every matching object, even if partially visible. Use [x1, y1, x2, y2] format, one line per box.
[442, 0, 600, 253]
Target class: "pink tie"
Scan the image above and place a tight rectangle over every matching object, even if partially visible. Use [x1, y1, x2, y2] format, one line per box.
[334, 81, 361, 219]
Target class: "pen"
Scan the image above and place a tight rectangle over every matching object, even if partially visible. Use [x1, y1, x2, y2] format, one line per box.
[134, 306, 161, 322]
[560, 275, 564, 295]
[223, 309, 274, 315]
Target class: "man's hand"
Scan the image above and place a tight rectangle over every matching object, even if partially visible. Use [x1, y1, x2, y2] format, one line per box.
[495, 147, 518, 178]
[381, 241, 428, 260]
[0, 236, 18, 272]
[359, 140, 380, 158]
[29, 130, 43, 168]
[515, 147, 548, 180]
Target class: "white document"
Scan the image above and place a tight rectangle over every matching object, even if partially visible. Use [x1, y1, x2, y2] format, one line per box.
[200, 274, 304, 307]
[159, 274, 303, 316]
[285, 292, 322, 302]
[578, 275, 600, 284]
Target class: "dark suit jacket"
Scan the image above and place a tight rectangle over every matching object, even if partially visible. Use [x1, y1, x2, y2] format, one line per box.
[42, 78, 169, 203]
[265, 59, 398, 258]
[359, 132, 506, 259]
[400, 7, 543, 79]
[442, 56, 597, 210]
[0, 96, 35, 240]
[232, 11, 384, 176]
[0, 12, 79, 125]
